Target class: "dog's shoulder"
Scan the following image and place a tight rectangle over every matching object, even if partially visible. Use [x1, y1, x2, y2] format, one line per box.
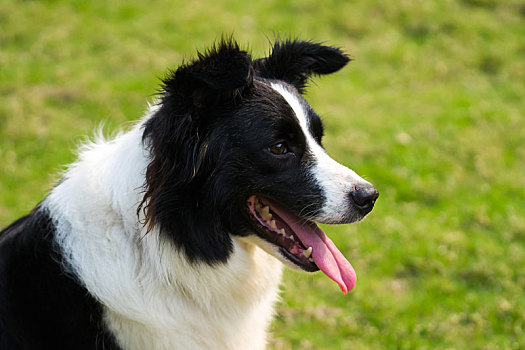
[0, 207, 121, 350]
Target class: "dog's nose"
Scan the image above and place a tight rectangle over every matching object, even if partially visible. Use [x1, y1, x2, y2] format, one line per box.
[350, 184, 379, 214]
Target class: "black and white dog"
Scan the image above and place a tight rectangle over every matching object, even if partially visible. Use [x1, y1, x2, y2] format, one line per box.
[0, 39, 378, 349]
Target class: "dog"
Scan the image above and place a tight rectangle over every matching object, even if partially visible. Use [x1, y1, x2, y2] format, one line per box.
[0, 38, 378, 349]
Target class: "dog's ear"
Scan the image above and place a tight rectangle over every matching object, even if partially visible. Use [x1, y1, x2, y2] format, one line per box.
[254, 39, 350, 93]
[162, 39, 254, 111]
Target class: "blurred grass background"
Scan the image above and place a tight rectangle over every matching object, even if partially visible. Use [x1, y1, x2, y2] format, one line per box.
[1, 0, 524, 349]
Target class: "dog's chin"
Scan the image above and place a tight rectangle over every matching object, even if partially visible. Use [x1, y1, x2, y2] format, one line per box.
[241, 195, 366, 271]
[243, 195, 322, 272]
[239, 194, 360, 295]
[235, 235, 317, 272]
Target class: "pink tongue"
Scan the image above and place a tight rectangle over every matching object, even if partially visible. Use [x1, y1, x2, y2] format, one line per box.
[268, 201, 356, 294]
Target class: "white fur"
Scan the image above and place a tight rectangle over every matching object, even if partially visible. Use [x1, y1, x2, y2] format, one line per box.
[270, 83, 372, 223]
[44, 108, 283, 350]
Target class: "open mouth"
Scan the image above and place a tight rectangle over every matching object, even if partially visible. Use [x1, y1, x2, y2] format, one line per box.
[247, 195, 357, 294]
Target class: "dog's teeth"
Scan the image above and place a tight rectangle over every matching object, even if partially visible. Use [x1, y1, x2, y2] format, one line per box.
[279, 228, 286, 235]
[309, 258, 314, 262]
[303, 247, 313, 258]
[260, 206, 271, 220]
[269, 220, 277, 229]
[289, 235, 295, 241]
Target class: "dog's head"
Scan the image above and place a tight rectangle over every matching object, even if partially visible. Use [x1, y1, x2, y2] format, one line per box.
[140, 39, 378, 294]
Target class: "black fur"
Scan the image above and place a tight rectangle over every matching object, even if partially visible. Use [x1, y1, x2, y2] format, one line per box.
[139, 39, 350, 265]
[0, 209, 120, 349]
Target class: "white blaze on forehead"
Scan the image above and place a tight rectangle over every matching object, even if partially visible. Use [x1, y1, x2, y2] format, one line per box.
[270, 83, 370, 222]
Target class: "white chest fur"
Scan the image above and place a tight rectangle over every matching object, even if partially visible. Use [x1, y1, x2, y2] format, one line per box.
[104, 241, 283, 350]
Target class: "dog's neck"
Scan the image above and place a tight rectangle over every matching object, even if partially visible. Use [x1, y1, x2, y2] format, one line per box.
[45, 115, 283, 349]
[105, 239, 283, 350]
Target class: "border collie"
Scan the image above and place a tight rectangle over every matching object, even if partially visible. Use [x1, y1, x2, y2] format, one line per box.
[0, 39, 378, 349]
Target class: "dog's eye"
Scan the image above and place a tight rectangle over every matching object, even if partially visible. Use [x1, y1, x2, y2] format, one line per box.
[268, 143, 288, 155]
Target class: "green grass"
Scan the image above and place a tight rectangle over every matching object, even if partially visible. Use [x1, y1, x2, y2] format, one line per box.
[1, 0, 524, 348]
